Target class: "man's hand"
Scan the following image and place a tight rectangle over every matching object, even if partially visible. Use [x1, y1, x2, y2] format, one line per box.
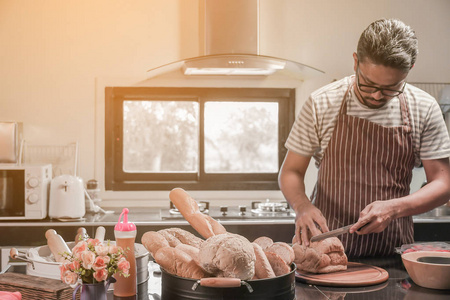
[349, 200, 396, 234]
[294, 201, 329, 246]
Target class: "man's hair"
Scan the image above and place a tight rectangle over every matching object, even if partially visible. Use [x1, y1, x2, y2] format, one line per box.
[357, 19, 418, 72]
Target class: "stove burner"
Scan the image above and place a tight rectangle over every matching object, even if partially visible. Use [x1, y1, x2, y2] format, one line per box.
[252, 199, 289, 213]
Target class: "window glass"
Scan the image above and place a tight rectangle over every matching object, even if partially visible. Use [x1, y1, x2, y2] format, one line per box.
[123, 100, 199, 172]
[204, 101, 279, 173]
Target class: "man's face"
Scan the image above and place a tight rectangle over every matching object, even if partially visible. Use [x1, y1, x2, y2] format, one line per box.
[353, 53, 408, 109]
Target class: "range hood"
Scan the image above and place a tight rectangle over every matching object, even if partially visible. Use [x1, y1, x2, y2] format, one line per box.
[147, 0, 323, 79]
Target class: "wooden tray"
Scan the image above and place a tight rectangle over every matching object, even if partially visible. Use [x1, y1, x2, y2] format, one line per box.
[295, 262, 389, 287]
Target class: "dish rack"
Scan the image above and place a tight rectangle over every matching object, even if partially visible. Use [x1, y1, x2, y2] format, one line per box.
[21, 142, 78, 178]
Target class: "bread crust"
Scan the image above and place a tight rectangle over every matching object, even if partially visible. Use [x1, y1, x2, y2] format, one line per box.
[293, 237, 347, 274]
[169, 188, 227, 239]
[199, 233, 255, 280]
[252, 243, 275, 279]
[265, 242, 295, 265]
[159, 228, 204, 248]
[253, 236, 274, 250]
[264, 251, 291, 276]
[141, 231, 170, 257]
[154, 247, 207, 279]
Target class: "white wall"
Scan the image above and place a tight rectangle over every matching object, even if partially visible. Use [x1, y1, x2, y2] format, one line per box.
[1, 0, 449, 205]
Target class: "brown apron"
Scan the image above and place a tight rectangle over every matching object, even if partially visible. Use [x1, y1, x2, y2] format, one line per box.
[314, 79, 416, 257]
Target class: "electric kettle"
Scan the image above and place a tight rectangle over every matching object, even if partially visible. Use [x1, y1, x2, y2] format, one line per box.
[49, 174, 85, 219]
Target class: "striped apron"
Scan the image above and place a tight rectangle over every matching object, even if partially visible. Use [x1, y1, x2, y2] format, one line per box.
[314, 80, 416, 257]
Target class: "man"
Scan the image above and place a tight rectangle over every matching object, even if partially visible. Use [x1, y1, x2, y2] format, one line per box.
[279, 19, 450, 257]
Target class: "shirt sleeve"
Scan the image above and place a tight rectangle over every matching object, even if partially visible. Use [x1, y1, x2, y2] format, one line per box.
[419, 100, 450, 160]
[285, 96, 320, 157]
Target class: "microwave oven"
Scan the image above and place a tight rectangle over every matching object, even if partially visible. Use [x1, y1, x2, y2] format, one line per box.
[0, 164, 52, 220]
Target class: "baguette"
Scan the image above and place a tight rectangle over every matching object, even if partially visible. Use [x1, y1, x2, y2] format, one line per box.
[169, 188, 227, 239]
[154, 247, 207, 279]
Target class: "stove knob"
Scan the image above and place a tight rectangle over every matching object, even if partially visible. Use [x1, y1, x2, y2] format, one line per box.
[220, 206, 228, 216]
[239, 206, 246, 215]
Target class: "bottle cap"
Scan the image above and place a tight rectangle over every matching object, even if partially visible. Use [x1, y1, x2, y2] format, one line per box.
[114, 208, 136, 231]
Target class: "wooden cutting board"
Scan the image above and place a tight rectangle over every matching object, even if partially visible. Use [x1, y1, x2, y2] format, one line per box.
[295, 262, 389, 287]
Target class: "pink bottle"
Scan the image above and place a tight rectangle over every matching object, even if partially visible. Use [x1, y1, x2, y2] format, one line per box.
[113, 208, 137, 297]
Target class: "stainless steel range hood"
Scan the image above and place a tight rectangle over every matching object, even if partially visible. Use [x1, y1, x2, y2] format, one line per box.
[147, 0, 323, 79]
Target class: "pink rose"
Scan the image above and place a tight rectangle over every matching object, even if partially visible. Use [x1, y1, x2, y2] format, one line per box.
[87, 238, 101, 246]
[81, 250, 96, 269]
[95, 245, 109, 256]
[62, 270, 78, 285]
[117, 257, 130, 275]
[72, 260, 81, 271]
[60, 263, 70, 278]
[93, 255, 111, 271]
[108, 245, 119, 254]
[72, 241, 88, 260]
[93, 268, 108, 282]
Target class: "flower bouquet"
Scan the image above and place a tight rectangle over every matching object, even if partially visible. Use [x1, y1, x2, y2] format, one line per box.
[60, 238, 130, 285]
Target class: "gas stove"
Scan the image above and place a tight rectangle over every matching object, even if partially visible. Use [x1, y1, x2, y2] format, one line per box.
[160, 199, 296, 221]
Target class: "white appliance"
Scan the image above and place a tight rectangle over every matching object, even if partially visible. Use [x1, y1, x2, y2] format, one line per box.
[0, 164, 51, 220]
[48, 174, 85, 219]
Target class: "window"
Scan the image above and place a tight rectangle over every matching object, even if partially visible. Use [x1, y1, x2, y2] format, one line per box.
[105, 87, 295, 190]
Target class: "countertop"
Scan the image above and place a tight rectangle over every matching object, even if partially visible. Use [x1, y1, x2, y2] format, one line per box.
[3, 255, 449, 299]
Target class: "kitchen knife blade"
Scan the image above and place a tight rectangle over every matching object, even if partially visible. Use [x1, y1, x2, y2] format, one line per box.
[310, 223, 354, 242]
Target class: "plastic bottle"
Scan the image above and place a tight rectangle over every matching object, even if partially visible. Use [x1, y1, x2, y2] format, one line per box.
[114, 208, 137, 297]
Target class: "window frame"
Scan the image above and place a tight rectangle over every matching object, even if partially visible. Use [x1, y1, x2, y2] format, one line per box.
[105, 87, 295, 191]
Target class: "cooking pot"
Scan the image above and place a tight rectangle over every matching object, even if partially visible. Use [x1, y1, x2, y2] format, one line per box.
[160, 263, 296, 300]
[11, 242, 149, 284]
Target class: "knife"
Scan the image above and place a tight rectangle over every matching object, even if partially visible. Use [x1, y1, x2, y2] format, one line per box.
[310, 223, 354, 242]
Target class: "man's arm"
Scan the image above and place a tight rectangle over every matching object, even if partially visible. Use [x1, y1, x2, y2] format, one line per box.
[350, 157, 450, 234]
[278, 150, 328, 246]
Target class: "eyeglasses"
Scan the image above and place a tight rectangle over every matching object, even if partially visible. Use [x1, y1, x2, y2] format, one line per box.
[356, 67, 406, 97]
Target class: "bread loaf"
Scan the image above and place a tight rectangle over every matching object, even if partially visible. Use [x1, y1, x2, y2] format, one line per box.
[154, 247, 207, 279]
[169, 188, 227, 239]
[293, 237, 347, 274]
[199, 233, 255, 280]
[265, 242, 295, 265]
[141, 231, 170, 257]
[253, 236, 273, 250]
[264, 251, 291, 276]
[157, 229, 182, 247]
[160, 228, 204, 248]
[175, 243, 200, 265]
[252, 243, 275, 279]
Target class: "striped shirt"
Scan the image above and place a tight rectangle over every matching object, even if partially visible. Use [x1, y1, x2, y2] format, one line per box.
[286, 76, 450, 167]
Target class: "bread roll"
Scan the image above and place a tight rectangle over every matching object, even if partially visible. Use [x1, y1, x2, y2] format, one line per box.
[252, 243, 275, 279]
[141, 231, 170, 257]
[264, 251, 291, 276]
[265, 242, 295, 265]
[154, 247, 207, 279]
[169, 188, 227, 239]
[253, 236, 273, 250]
[160, 228, 204, 248]
[199, 233, 255, 280]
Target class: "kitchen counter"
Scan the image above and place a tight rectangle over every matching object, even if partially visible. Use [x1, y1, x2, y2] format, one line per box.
[4, 255, 448, 300]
